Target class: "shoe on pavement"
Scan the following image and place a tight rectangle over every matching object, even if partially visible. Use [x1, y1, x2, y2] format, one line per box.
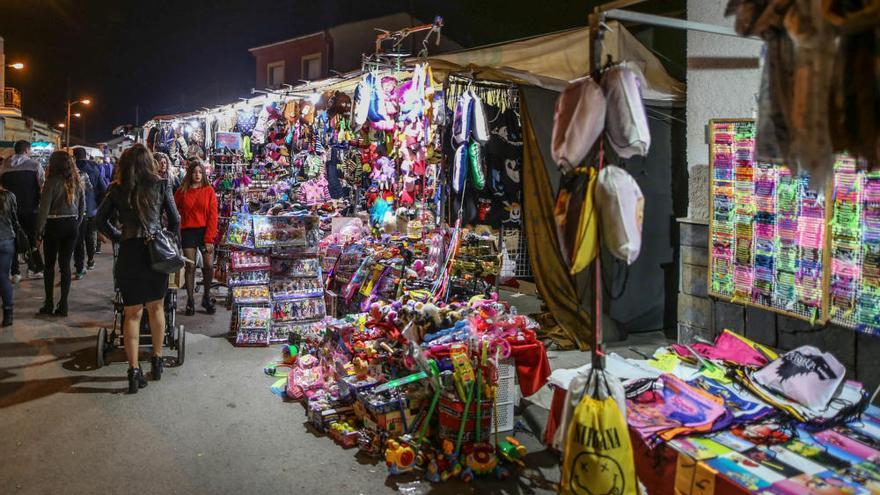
[74, 271, 85, 280]
[11, 274, 21, 284]
[87, 260, 96, 270]
[28, 270, 43, 279]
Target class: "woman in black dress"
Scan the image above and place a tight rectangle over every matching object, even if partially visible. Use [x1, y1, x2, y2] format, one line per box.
[96, 143, 180, 393]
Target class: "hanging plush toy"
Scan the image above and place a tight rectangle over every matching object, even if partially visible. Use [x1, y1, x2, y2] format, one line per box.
[370, 75, 399, 131]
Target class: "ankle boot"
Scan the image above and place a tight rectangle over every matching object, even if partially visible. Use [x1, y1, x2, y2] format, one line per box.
[185, 298, 195, 316]
[37, 302, 53, 316]
[151, 356, 164, 381]
[127, 367, 148, 394]
[2, 307, 12, 327]
[201, 295, 216, 315]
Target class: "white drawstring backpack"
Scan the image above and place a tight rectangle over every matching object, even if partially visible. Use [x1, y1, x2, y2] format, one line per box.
[595, 165, 644, 265]
[603, 66, 651, 158]
[552, 76, 607, 173]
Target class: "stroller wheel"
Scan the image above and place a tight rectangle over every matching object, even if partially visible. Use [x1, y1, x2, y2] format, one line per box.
[176, 325, 186, 365]
[96, 327, 107, 368]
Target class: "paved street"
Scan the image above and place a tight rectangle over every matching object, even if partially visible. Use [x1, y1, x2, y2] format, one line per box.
[0, 251, 565, 495]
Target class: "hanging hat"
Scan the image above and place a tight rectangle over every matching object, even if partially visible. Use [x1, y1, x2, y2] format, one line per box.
[603, 66, 650, 158]
[452, 144, 468, 193]
[551, 76, 606, 173]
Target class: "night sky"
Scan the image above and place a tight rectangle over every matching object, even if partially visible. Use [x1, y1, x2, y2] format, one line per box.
[0, 0, 681, 142]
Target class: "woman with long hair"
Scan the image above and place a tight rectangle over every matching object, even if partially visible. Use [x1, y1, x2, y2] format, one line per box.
[0, 184, 20, 326]
[97, 143, 180, 393]
[174, 158, 218, 316]
[35, 151, 85, 317]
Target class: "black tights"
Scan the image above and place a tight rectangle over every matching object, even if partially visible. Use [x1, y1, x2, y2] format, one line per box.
[183, 246, 213, 302]
[43, 218, 78, 309]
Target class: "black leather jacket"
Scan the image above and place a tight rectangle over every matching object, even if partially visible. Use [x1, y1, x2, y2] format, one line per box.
[96, 180, 180, 242]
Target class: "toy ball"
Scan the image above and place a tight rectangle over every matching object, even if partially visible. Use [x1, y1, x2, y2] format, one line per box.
[282, 344, 299, 365]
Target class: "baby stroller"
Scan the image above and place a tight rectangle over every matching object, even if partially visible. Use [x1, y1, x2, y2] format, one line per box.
[95, 243, 185, 368]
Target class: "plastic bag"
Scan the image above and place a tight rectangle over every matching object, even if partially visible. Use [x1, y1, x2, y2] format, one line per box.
[595, 165, 644, 265]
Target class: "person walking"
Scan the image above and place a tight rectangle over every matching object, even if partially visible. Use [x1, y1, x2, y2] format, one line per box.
[0, 140, 44, 281]
[154, 152, 181, 191]
[96, 143, 180, 393]
[0, 185, 22, 326]
[174, 158, 217, 316]
[35, 151, 85, 317]
[73, 147, 107, 278]
[95, 152, 114, 255]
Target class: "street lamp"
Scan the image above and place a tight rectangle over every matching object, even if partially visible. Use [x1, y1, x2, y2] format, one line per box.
[65, 98, 90, 148]
[6, 63, 23, 70]
[73, 112, 81, 118]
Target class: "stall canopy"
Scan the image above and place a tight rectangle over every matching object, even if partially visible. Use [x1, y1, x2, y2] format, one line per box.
[426, 21, 684, 104]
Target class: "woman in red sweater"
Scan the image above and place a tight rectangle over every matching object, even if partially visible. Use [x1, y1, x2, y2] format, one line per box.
[174, 159, 218, 315]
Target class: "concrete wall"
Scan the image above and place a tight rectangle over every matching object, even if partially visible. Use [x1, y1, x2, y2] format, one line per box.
[686, 0, 761, 221]
[679, 0, 879, 392]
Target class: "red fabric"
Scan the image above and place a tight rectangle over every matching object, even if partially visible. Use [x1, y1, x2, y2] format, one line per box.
[174, 185, 219, 244]
[545, 386, 566, 446]
[507, 335, 550, 397]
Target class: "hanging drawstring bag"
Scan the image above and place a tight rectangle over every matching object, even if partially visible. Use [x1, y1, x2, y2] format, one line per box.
[560, 375, 639, 495]
[469, 89, 490, 144]
[595, 165, 644, 265]
[603, 66, 651, 158]
[468, 141, 486, 190]
[452, 144, 468, 194]
[552, 76, 606, 173]
[555, 167, 599, 274]
[452, 91, 473, 145]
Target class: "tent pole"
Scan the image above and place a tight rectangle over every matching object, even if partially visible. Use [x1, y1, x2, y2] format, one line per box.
[605, 9, 744, 37]
[588, 10, 606, 371]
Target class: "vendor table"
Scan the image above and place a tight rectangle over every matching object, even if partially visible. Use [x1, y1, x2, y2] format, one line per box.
[545, 386, 880, 495]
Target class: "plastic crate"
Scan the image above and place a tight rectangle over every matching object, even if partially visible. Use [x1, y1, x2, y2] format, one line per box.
[492, 359, 517, 432]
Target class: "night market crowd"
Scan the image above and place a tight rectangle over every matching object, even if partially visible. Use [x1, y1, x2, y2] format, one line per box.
[0, 140, 215, 391]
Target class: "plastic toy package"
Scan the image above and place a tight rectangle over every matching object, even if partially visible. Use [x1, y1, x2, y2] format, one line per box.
[232, 284, 270, 303]
[271, 321, 325, 342]
[225, 213, 255, 248]
[231, 250, 271, 271]
[238, 306, 271, 329]
[272, 296, 327, 322]
[270, 257, 321, 278]
[228, 269, 271, 287]
[270, 277, 324, 300]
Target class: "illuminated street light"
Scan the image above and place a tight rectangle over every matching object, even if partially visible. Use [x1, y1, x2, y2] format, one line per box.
[73, 112, 81, 118]
[57, 123, 65, 128]
[65, 98, 92, 147]
[7, 63, 24, 70]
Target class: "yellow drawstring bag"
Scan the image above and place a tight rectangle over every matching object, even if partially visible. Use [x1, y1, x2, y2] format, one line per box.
[561, 387, 639, 495]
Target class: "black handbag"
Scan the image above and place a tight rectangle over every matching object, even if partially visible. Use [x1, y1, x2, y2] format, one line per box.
[144, 227, 185, 274]
[138, 193, 185, 274]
